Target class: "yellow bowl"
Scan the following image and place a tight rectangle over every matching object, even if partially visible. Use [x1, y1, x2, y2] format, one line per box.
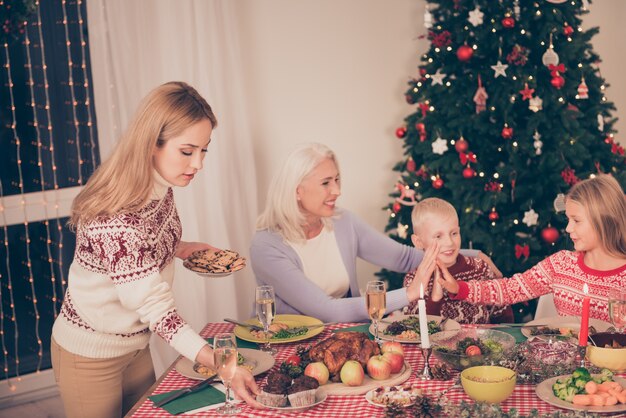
[460, 366, 516, 404]
[587, 333, 626, 372]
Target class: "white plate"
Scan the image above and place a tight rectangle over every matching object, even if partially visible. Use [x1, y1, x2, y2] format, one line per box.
[522, 315, 612, 339]
[264, 390, 327, 412]
[536, 375, 626, 413]
[364, 384, 422, 407]
[318, 361, 412, 396]
[175, 348, 274, 380]
[183, 259, 246, 277]
[371, 314, 461, 344]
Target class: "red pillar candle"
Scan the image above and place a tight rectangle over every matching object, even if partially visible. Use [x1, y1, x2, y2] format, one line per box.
[578, 283, 590, 347]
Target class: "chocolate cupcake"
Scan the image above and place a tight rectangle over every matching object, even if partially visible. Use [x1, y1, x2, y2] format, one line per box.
[287, 375, 319, 407]
[256, 372, 291, 407]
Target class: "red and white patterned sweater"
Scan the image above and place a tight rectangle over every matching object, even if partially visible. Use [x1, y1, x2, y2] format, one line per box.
[453, 250, 626, 322]
[403, 255, 513, 324]
[52, 177, 207, 361]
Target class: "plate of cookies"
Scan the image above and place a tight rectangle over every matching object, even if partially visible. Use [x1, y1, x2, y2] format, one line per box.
[183, 249, 246, 277]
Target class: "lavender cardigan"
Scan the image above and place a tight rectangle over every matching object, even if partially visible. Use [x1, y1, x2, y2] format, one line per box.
[250, 209, 476, 322]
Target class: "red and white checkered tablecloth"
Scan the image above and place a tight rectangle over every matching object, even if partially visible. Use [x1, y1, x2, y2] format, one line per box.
[128, 322, 596, 417]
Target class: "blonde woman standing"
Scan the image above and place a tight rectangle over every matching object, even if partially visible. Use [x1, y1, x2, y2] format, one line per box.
[51, 82, 261, 418]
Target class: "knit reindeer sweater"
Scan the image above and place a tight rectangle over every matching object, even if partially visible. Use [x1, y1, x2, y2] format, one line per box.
[403, 255, 513, 324]
[453, 250, 626, 322]
[52, 175, 207, 361]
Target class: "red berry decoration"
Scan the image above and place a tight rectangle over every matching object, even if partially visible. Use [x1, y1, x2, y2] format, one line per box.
[455, 138, 469, 153]
[462, 166, 476, 179]
[419, 67, 427, 77]
[285, 355, 301, 367]
[395, 126, 407, 138]
[488, 210, 499, 222]
[456, 45, 474, 62]
[502, 16, 515, 29]
[501, 126, 514, 139]
[563, 24, 574, 36]
[406, 158, 417, 172]
[551, 75, 565, 89]
[465, 345, 482, 356]
[541, 226, 560, 244]
[392, 202, 402, 213]
[432, 178, 444, 189]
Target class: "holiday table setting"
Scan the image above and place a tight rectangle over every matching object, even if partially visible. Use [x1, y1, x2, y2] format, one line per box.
[125, 311, 625, 417]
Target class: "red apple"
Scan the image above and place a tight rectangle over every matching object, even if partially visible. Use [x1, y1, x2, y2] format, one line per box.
[382, 351, 405, 374]
[465, 345, 482, 356]
[339, 360, 365, 386]
[304, 361, 329, 385]
[366, 355, 392, 380]
[380, 341, 405, 356]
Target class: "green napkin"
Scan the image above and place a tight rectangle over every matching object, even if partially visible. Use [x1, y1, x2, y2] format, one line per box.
[149, 385, 226, 415]
[332, 323, 374, 339]
[206, 336, 258, 349]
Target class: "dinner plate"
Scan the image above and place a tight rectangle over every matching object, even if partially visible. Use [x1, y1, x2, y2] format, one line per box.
[175, 348, 275, 380]
[521, 315, 612, 339]
[263, 390, 327, 412]
[364, 384, 422, 407]
[183, 249, 246, 277]
[371, 314, 461, 344]
[318, 361, 412, 396]
[535, 375, 626, 413]
[234, 314, 325, 344]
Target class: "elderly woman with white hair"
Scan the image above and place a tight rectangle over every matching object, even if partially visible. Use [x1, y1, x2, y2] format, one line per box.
[250, 143, 500, 323]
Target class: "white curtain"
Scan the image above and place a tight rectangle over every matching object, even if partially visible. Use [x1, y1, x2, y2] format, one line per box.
[86, 0, 259, 377]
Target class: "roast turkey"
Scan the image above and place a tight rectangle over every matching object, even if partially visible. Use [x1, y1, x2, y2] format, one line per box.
[308, 332, 380, 377]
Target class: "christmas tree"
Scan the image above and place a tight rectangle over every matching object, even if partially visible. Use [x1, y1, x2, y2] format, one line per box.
[379, 0, 625, 319]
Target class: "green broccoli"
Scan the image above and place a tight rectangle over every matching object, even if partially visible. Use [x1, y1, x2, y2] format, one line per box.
[572, 367, 591, 380]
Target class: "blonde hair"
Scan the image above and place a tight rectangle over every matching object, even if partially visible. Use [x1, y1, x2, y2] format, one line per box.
[411, 197, 458, 233]
[69, 81, 216, 227]
[256, 143, 339, 242]
[566, 175, 626, 257]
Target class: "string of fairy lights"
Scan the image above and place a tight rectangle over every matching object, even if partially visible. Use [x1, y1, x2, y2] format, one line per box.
[35, 0, 67, 297]
[0, 0, 98, 384]
[61, 0, 83, 186]
[24, 20, 59, 324]
[3, 41, 31, 383]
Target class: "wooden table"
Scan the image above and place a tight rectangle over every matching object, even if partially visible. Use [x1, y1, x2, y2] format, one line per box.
[126, 322, 621, 417]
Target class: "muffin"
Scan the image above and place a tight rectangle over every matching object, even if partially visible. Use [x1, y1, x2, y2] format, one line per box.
[256, 372, 291, 407]
[287, 375, 319, 407]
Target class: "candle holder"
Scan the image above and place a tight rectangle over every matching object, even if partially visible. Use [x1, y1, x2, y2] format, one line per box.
[577, 345, 587, 368]
[418, 347, 433, 380]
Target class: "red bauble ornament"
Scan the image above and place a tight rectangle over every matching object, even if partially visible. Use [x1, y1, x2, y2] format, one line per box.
[395, 126, 407, 138]
[455, 138, 469, 153]
[406, 158, 417, 172]
[462, 166, 476, 179]
[563, 24, 574, 36]
[502, 17, 515, 29]
[501, 126, 514, 139]
[405, 94, 415, 104]
[419, 67, 427, 77]
[488, 210, 499, 221]
[432, 178, 444, 189]
[551, 75, 565, 89]
[456, 45, 473, 62]
[541, 226, 560, 244]
[392, 202, 402, 213]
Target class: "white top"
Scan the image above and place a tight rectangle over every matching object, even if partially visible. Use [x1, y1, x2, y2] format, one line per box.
[288, 228, 350, 298]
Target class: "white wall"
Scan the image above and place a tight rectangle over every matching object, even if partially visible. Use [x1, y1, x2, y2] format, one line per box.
[234, 0, 625, 290]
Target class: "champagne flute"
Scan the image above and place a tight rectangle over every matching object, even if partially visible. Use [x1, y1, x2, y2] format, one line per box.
[213, 333, 240, 415]
[255, 285, 277, 354]
[366, 280, 386, 343]
[608, 288, 626, 333]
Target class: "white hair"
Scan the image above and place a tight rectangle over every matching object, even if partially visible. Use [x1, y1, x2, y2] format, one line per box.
[256, 143, 339, 242]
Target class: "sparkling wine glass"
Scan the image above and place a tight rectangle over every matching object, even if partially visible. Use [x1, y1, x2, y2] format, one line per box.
[366, 280, 386, 343]
[608, 288, 626, 333]
[255, 285, 277, 354]
[213, 333, 240, 415]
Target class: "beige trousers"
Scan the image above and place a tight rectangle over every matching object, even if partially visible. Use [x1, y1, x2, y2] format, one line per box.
[51, 338, 155, 418]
